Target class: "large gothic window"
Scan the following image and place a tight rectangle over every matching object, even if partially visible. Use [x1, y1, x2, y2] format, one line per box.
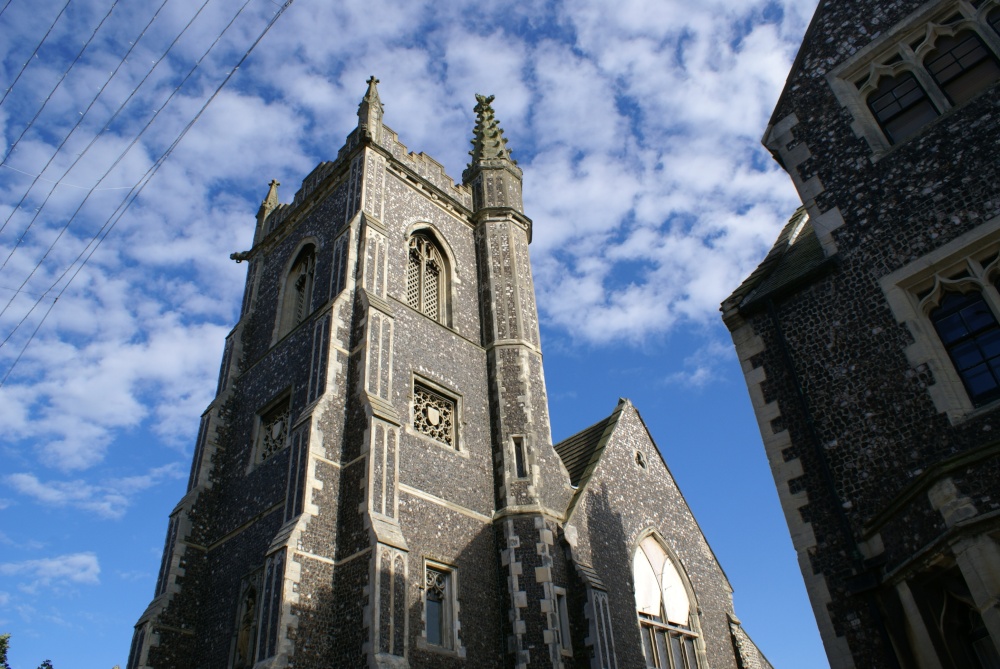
[276, 244, 316, 339]
[407, 233, 445, 323]
[633, 536, 702, 669]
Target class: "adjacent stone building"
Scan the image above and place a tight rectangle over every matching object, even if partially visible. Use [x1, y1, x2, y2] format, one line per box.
[723, 1, 1000, 667]
[127, 80, 769, 669]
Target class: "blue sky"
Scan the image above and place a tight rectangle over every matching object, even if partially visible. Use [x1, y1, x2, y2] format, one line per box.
[0, 0, 827, 666]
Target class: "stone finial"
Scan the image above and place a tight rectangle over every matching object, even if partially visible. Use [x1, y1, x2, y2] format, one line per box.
[256, 179, 280, 227]
[358, 75, 384, 141]
[467, 93, 517, 166]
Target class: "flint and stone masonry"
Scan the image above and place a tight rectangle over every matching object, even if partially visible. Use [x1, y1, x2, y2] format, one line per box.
[129, 79, 770, 669]
[723, 1, 1000, 667]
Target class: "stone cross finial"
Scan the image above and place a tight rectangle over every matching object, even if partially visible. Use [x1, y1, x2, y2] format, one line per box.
[255, 179, 280, 228]
[358, 76, 384, 141]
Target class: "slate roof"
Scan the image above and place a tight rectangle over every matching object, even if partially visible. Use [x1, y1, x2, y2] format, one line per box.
[722, 206, 833, 316]
[553, 400, 626, 513]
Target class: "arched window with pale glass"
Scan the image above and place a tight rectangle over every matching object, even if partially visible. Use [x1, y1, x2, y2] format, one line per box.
[633, 536, 703, 669]
[407, 232, 447, 324]
[276, 244, 316, 339]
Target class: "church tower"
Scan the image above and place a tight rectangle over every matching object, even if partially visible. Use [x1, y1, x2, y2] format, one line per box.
[128, 80, 771, 669]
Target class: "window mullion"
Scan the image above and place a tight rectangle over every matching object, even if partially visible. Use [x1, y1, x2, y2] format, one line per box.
[911, 58, 953, 111]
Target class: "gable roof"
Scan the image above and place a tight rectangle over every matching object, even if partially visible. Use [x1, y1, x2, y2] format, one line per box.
[553, 400, 625, 509]
[721, 207, 833, 319]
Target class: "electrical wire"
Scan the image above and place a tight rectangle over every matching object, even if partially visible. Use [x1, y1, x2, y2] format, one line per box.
[0, 0, 297, 386]
[0, 0, 224, 317]
[0, 0, 120, 166]
[0, 0, 72, 109]
[0, 0, 208, 244]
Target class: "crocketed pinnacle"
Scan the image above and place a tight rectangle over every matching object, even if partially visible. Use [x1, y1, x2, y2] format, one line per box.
[468, 94, 516, 166]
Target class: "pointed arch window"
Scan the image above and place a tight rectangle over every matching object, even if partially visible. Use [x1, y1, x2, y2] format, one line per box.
[930, 289, 1000, 407]
[407, 233, 446, 322]
[924, 30, 1000, 106]
[866, 72, 939, 144]
[277, 244, 316, 339]
[633, 536, 702, 669]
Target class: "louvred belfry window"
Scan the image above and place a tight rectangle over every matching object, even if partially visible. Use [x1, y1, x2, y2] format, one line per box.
[407, 233, 443, 322]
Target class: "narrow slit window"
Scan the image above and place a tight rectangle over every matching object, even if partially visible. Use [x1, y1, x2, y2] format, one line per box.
[513, 436, 527, 478]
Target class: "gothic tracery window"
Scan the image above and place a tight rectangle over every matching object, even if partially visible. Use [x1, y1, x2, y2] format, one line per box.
[277, 244, 316, 339]
[424, 564, 454, 649]
[407, 233, 445, 322]
[413, 381, 457, 448]
[633, 536, 702, 669]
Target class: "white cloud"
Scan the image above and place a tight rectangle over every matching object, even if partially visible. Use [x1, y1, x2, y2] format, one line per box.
[0, 552, 100, 592]
[664, 339, 736, 388]
[6, 463, 184, 519]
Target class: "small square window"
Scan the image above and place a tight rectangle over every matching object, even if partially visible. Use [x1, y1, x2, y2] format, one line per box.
[413, 381, 457, 448]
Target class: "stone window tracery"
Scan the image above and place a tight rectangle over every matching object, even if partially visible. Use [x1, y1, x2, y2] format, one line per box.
[257, 396, 290, 463]
[633, 536, 703, 669]
[407, 232, 445, 323]
[924, 29, 1000, 104]
[276, 244, 316, 339]
[413, 381, 456, 448]
[423, 563, 456, 650]
[881, 220, 1000, 420]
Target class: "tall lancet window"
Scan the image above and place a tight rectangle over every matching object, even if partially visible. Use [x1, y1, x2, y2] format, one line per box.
[407, 233, 445, 323]
[633, 536, 702, 669]
[277, 244, 316, 339]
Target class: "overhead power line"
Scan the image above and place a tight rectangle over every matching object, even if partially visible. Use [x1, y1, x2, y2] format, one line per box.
[0, 0, 297, 387]
[0, 0, 72, 109]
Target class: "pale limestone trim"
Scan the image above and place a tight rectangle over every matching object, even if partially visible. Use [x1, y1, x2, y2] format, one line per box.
[398, 484, 492, 523]
[880, 214, 1000, 422]
[294, 549, 335, 565]
[762, 112, 843, 255]
[799, 549, 856, 669]
[729, 320, 856, 667]
[895, 580, 946, 669]
[827, 0, 1000, 155]
[384, 161, 473, 224]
